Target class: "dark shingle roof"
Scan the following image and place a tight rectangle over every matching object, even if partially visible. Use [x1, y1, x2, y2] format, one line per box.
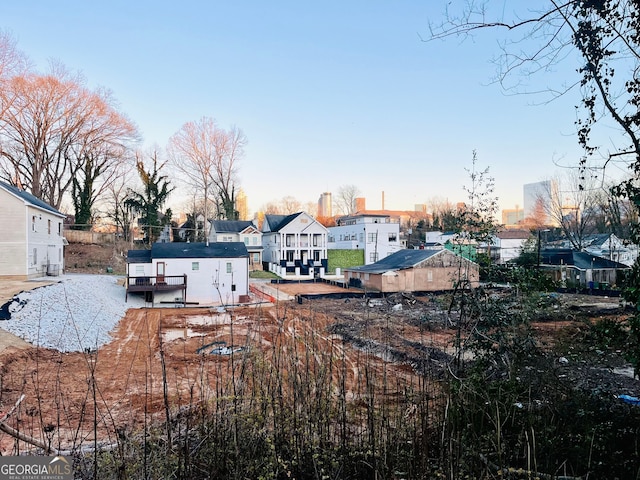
[345, 249, 442, 274]
[152, 242, 248, 259]
[126, 249, 152, 263]
[127, 242, 248, 262]
[211, 220, 255, 233]
[264, 212, 301, 232]
[540, 249, 629, 270]
[0, 181, 64, 216]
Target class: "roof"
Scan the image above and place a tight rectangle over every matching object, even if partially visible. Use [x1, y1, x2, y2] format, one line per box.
[263, 212, 301, 232]
[583, 233, 615, 248]
[128, 242, 248, 262]
[0, 181, 65, 217]
[540, 248, 630, 270]
[126, 249, 152, 264]
[345, 249, 443, 274]
[210, 220, 256, 233]
[497, 230, 531, 240]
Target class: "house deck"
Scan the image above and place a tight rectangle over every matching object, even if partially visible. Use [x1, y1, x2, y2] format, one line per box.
[125, 275, 187, 304]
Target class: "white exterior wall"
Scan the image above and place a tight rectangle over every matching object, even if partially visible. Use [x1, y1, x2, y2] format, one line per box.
[0, 187, 65, 278]
[152, 256, 248, 305]
[327, 221, 401, 265]
[498, 238, 528, 264]
[263, 213, 328, 269]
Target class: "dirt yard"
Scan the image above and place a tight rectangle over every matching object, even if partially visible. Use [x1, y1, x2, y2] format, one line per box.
[0, 243, 636, 455]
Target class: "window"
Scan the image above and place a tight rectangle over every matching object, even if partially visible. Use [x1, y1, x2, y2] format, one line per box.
[367, 232, 377, 243]
[314, 250, 320, 261]
[253, 253, 260, 263]
[369, 252, 378, 263]
[286, 234, 295, 247]
[58, 222, 62, 236]
[286, 251, 295, 262]
[252, 236, 258, 245]
[244, 237, 249, 245]
[32, 216, 36, 232]
[223, 236, 233, 242]
[135, 265, 145, 275]
[192, 262, 200, 271]
[33, 248, 37, 265]
[359, 233, 364, 242]
[388, 233, 397, 242]
[226, 262, 232, 273]
[48, 219, 51, 234]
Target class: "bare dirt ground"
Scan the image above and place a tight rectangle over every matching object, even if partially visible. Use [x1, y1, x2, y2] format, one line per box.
[0, 243, 637, 455]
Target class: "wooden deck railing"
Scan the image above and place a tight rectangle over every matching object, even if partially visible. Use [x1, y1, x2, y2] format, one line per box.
[126, 275, 187, 293]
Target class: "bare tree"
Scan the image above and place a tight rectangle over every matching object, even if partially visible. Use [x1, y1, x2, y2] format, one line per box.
[428, 196, 460, 232]
[167, 117, 247, 236]
[0, 30, 29, 119]
[539, 170, 601, 249]
[335, 184, 361, 216]
[102, 162, 136, 242]
[0, 66, 134, 210]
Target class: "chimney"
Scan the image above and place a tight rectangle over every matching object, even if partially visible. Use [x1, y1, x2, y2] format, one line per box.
[381, 191, 385, 210]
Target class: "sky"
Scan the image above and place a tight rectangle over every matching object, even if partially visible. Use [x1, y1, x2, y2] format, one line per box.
[1, 1, 613, 218]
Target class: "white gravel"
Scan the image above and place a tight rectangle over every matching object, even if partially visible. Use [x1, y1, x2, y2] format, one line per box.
[2, 274, 144, 352]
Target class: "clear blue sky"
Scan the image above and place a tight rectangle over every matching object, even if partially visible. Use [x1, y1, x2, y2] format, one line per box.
[2, 1, 600, 217]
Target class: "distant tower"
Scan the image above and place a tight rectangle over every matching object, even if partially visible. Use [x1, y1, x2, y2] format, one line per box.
[523, 180, 558, 226]
[235, 189, 248, 220]
[317, 192, 332, 217]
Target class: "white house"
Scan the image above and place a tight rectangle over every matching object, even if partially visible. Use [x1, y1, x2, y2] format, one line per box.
[0, 181, 66, 279]
[582, 233, 637, 267]
[209, 220, 263, 270]
[494, 230, 532, 264]
[262, 212, 328, 277]
[126, 242, 249, 306]
[327, 213, 402, 265]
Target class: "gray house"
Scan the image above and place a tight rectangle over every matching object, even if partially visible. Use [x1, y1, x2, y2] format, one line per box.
[539, 248, 630, 289]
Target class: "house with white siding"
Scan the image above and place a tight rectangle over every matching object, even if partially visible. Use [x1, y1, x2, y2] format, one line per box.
[262, 212, 328, 277]
[327, 213, 402, 265]
[0, 181, 66, 279]
[209, 220, 263, 270]
[126, 242, 249, 306]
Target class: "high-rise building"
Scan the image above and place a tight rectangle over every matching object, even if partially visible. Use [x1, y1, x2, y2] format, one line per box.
[523, 180, 559, 226]
[235, 189, 248, 220]
[502, 206, 525, 227]
[317, 192, 332, 217]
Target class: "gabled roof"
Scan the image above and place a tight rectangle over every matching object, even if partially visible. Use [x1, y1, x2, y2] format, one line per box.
[540, 248, 630, 270]
[263, 212, 302, 232]
[583, 233, 617, 248]
[345, 249, 444, 274]
[128, 242, 248, 262]
[0, 181, 65, 217]
[211, 220, 257, 234]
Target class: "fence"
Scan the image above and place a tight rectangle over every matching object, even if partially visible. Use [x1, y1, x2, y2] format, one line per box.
[64, 229, 115, 244]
